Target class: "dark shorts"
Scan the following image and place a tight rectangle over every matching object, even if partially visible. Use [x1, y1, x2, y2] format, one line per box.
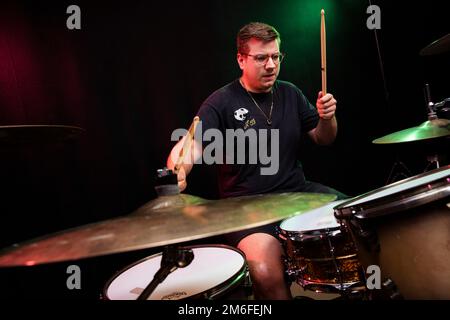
[221, 181, 349, 247]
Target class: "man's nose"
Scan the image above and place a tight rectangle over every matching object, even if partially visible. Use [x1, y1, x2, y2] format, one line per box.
[265, 57, 276, 69]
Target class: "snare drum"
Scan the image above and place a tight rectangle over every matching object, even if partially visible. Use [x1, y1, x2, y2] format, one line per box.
[104, 245, 251, 300]
[334, 165, 450, 299]
[278, 201, 365, 293]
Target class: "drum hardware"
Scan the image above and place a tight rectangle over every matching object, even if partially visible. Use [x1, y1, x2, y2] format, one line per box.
[425, 154, 440, 171]
[136, 245, 194, 300]
[380, 278, 403, 300]
[353, 223, 380, 254]
[385, 151, 447, 185]
[430, 98, 450, 116]
[421, 81, 450, 172]
[385, 158, 413, 185]
[154, 167, 180, 197]
[103, 245, 250, 300]
[325, 230, 346, 292]
[242, 269, 253, 298]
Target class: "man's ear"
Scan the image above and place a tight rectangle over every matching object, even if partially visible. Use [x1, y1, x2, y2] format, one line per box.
[237, 53, 245, 70]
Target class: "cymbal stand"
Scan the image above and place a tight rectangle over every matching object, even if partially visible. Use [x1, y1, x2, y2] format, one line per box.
[424, 83, 450, 119]
[424, 154, 440, 172]
[424, 83, 437, 120]
[423, 84, 449, 172]
[422, 84, 442, 171]
[434, 97, 450, 113]
[386, 157, 412, 185]
[137, 245, 194, 300]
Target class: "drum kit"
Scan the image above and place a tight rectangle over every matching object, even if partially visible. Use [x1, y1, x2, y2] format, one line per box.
[0, 35, 449, 300]
[0, 164, 449, 300]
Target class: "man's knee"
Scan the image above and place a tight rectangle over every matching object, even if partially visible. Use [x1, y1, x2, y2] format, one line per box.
[237, 233, 291, 299]
[237, 233, 285, 280]
[237, 233, 282, 258]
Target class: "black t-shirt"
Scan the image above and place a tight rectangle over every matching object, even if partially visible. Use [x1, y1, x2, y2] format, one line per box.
[196, 79, 319, 198]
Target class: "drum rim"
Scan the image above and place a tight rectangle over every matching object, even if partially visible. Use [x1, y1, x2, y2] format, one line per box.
[103, 244, 247, 300]
[278, 200, 346, 235]
[334, 165, 450, 220]
[277, 225, 342, 241]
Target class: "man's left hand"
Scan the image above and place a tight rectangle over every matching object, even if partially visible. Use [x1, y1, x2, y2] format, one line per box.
[316, 91, 337, 120]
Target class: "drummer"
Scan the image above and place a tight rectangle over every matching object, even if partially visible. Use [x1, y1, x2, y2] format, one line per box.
[167, 22, 347, 299]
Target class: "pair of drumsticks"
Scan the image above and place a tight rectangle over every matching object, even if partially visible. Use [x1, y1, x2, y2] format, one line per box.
[175, 10, 328, 171]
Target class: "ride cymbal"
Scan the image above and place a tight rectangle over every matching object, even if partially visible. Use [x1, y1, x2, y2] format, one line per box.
[372, 119, 450, 144]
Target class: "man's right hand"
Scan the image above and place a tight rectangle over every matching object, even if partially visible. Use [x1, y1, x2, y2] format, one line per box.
[177, 166, 187, 192]
[167, 132, 202, 193]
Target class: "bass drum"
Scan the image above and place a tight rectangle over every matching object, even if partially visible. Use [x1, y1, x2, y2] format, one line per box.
[334, 165, 450, 299]
[103, 245, 251, 300]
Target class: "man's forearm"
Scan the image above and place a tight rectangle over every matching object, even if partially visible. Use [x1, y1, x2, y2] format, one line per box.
[313, 116, 337, 145]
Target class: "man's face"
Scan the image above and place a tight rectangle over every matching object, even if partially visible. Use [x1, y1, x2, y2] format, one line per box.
[237, 38, 281, 93]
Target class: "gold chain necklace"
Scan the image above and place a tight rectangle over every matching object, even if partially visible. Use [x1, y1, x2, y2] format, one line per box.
[240, 79, 274, 125]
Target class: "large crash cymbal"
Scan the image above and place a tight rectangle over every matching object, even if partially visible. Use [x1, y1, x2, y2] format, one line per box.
[372, 119, 450, 144]
[0, 192, 336, 267]
[0, 125, 85, 146]
[420, 33, 450, 56]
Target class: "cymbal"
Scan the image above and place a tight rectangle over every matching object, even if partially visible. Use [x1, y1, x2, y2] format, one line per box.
[372, 119, 450, 144]
[0, 125, 85, 146]
[0, 192, 336, 267]
[420, 33, 450, 56]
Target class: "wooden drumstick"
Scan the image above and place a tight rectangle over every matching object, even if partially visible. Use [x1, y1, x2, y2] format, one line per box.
[174, 116, 200, 173]
[321, 9, 327, 95]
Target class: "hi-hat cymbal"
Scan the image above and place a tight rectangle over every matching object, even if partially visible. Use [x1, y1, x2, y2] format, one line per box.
[0, 125, 85, 146]
[0, 192, 336, 267]
[420, 33, 450, 56]
[372, 119, 450, 144]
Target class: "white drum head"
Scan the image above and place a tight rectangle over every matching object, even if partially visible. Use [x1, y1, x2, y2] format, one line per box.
[344, 167, 450, 207]
[280, 200, 346, 232]
[105, 246, 245, 300]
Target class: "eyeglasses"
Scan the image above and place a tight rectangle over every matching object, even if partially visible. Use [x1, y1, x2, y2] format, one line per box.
[243, 52, 285, 65]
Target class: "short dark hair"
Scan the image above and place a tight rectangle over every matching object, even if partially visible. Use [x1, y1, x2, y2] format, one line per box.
[237, 22, 281, 55]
